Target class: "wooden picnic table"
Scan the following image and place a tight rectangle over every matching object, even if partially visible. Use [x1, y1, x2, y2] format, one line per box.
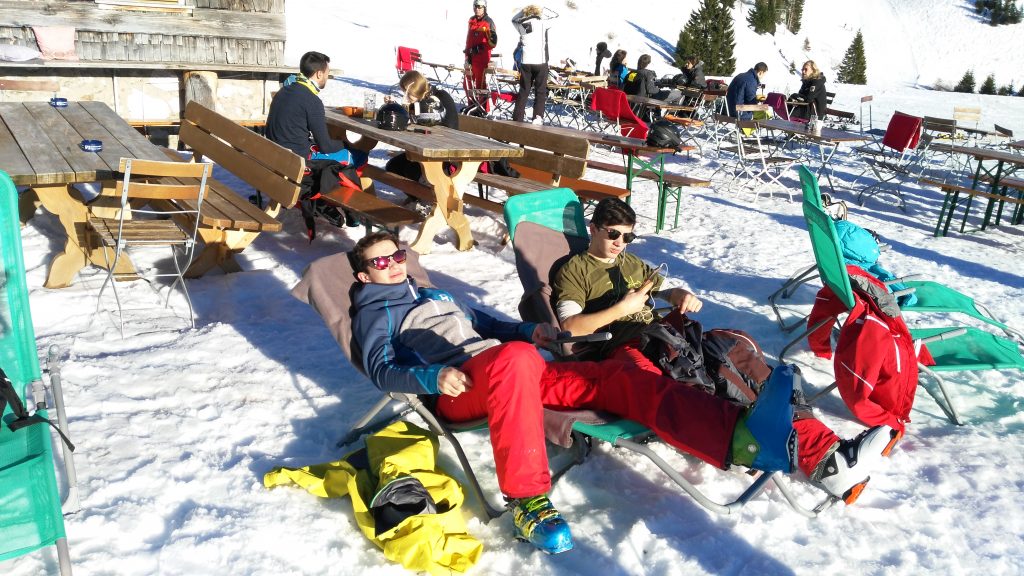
[929, 144, 1024, 235]
[757, 117, 868, 192]
[2, 100, 170, 288]
[324, 110, 523, 253]
[486, 119, 705, 230]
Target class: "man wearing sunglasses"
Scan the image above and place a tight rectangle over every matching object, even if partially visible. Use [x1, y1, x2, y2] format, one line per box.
[348, 231, 823, 555]
[554, 198, 900, 506]
[555, 198, 703, 361]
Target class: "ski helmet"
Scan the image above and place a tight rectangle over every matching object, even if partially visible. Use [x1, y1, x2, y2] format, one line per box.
[376, 102, 410, 131]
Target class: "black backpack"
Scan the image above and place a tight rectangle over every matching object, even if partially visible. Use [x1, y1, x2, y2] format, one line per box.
[646, 120, 682, 149]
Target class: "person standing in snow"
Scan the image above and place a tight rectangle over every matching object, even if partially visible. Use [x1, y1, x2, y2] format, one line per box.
[512, 4, 554, 123]
[790, 60, 828, 120]
[594, 41, 611, 75]
[465, 0, 498, 112]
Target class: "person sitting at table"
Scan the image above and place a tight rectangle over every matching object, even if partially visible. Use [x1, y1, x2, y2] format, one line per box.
[350, 230, 815, 554]
[550, 198, 902, 506]
[265, 50, 367, 237]
[676, 55, 706, 89]
[726, 61, 767, 118]
[607, 49, 628, 88]
[512, 4, 553, 124]
[622, 54, 657, 99]
[594, 41, 611, 76]
[622, 54, 660, 121]
[789, 60, 828, 121]
[385, 71, 460, 187]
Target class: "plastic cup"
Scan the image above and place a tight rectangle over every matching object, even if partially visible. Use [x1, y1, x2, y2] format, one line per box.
[363, 93, 377, 119]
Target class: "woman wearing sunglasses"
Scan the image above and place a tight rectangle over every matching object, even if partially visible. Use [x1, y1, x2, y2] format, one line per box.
[349, 231, 816, 555]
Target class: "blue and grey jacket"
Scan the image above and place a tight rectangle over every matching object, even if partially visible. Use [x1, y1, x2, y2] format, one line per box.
[351, 278, 537, 395]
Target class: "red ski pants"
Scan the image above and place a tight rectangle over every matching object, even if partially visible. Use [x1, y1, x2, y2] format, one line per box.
[466, 53, 491, 111]
[435, 341, 740, 499]
[609, 343, 840, 478]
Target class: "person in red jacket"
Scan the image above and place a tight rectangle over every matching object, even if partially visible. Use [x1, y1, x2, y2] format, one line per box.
[465, 0, 497, 112]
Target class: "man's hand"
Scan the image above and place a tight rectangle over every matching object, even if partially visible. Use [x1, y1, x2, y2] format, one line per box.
[670, 288, 703, 314]
[618, 285, 653, 317]
[531, 323, 559, 348]
[438, 367, 472, 397]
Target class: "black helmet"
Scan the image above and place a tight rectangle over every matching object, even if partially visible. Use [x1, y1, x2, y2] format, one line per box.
[413, 95, 443, 126]
[376, 102, 410, 131]
[646, 120, 682, 150]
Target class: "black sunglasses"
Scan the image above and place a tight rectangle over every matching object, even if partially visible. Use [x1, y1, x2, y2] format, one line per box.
[365, 249, 408, 271]
[600, 227, 637, 243]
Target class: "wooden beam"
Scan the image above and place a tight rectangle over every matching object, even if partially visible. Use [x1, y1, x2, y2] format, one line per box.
[0, 2, 286, 42]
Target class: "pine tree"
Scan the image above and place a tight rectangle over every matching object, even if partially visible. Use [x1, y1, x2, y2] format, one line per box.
[747, 0, 777, 35]
[975, 0, 986, 13]
[675, 0, 737, 76]
[997, 83, 1014, 96]
[989, 0, 1003, 24]
[954, 70, 976, 93]
[836, 30, 867, 84]
[1018, 84, 1024, 97]
[1007, 0, 1022, 24]
[979, 74, 997, 94]
[787, 0, 805, 34]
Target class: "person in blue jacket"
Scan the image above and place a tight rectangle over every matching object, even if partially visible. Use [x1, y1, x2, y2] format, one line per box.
[607, 49, 628, 88]
[726, 62, 767, 118]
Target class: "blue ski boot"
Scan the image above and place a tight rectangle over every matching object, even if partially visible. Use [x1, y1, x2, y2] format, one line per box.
[510, 495, 574, 554]
[732, 364, 799, 473]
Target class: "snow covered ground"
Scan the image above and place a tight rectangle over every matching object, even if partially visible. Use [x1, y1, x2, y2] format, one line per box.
[7, 1, 1024, 575]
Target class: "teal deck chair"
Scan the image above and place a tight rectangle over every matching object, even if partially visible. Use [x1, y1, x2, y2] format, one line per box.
[1, 171, 76, 575]
[772, 165, 1023, 344]
[503, 188, 831, 518]
[779, 166, 1024, 425]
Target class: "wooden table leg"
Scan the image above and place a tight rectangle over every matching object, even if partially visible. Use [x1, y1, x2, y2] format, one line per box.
[410, 160, 481, 254]
[33, 184, 135, 288]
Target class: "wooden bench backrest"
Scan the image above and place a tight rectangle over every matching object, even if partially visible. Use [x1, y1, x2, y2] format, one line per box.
[825, 91, 836, 105]
[922, 116, 956, 136]
[953, 106, 981, 126]
[181, 100, 304, 209]
[458, 115, 588, 179]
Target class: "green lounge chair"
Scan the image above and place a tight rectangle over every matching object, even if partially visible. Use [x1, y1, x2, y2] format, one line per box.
[502, 188, 830, 517]
[780, 166, 1024, 425]
[0, 171, 77, 575]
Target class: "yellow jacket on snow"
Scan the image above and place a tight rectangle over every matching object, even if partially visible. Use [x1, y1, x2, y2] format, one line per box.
[264, 420, 483, 575]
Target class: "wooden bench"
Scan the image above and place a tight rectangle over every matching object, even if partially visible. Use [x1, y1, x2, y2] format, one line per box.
[823, 91, 855, 124]
[321, 166, 425, 233]
[920, 177, 1024, 236]
[155, 100, 304, 277]
[457, 114, 630, 207]
[585, 159, 710, 189]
